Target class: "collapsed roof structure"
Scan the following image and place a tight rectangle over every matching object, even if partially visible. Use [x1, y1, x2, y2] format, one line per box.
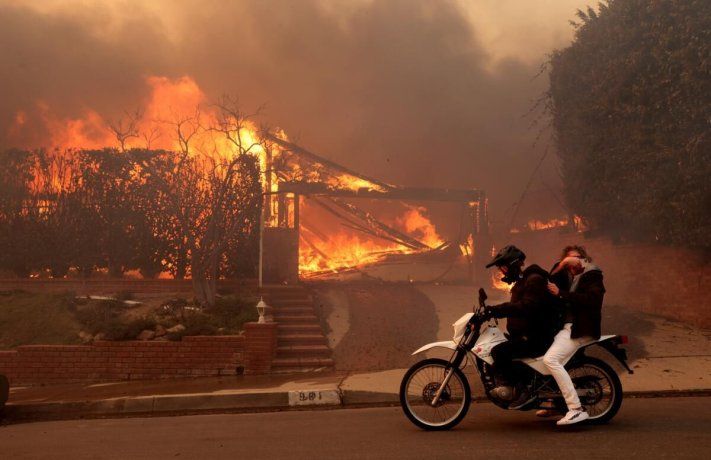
[260, 133, 491, 284]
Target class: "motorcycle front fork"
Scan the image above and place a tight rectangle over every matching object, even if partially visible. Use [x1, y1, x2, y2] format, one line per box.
[430, 348, 467, 406]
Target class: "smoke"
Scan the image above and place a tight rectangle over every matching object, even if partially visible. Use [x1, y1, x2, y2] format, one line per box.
[0, 0, 584, 226]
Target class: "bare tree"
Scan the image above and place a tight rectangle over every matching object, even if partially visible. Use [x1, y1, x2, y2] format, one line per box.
[185, 96, 263, 306]
[108, 109, 143, 152]
[141, 125, 161, 150]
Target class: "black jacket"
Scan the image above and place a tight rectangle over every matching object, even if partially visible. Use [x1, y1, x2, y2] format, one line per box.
[549, 261, 572, 292]
[490, 264, 559, 350]
[560, 268, 605, 339]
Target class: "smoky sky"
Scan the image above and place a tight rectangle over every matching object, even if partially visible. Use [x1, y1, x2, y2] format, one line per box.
[0, 0, 577, 226]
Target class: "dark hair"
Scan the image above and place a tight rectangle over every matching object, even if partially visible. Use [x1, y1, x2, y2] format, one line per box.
[561, 245, 592, 262]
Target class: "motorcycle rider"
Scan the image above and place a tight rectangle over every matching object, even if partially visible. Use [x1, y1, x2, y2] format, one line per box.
[544, 252, 606, 426]
[485, 245, 559, 400]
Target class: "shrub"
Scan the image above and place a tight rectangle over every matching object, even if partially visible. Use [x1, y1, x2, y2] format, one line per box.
[548, 0, 711, 249]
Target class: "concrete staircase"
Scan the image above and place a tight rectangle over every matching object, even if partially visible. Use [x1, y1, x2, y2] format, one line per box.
[260, 285, 334, 373]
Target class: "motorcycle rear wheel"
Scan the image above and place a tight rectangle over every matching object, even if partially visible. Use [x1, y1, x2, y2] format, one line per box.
[399, 358, 471, 431]
[569, 356, 623, 424]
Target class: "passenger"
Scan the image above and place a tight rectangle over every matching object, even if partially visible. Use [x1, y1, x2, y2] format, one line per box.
[485, 245, 558, 401]
[544, 249, 606, 426]
[536, 245, 592, 418]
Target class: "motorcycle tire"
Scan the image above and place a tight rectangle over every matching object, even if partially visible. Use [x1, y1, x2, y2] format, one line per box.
[569, 356, 623, 424]
[399, 358, 471, 431]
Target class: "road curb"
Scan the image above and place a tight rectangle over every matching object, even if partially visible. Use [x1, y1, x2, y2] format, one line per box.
[2, 388, 342, 423]
[340, 390, 399, 406]
[3, 388, 710, 424]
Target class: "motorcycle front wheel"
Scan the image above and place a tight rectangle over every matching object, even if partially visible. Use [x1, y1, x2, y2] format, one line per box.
[399, 358, 471, 431]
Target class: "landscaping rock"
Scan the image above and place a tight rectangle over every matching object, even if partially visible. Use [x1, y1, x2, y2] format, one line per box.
[78, 331, 93, 344]
[136, 330, 156, 341]
[154, 325, 167, 337]
[166, 324, 186, 334]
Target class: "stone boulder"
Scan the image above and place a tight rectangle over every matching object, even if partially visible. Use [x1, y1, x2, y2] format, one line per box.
[154, 324, 167, 337]
[166, 324, 186, 334]
[136, 329, 156, 341]
[78, 331, 93, 344]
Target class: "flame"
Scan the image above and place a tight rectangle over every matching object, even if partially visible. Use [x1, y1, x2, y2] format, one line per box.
[38, 104, 116, 151]
[491, 272, 511, 292]
[298, 201, 445, 275]
[459, 234, 475, 257]
[397, 206, 445, 249]
[572, 215, 589, 232]
[300, 232, 407, 275]
[510, 215, 588, 234]
[488, 244, 511, 292]
[9, 74, 446, 278]
[525, 218, 569, 231]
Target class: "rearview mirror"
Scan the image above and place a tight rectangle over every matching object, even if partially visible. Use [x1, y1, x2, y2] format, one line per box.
[478, 288, 488, 308]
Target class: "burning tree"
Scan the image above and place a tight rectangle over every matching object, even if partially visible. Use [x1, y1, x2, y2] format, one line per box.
[179, 98, 263, 306]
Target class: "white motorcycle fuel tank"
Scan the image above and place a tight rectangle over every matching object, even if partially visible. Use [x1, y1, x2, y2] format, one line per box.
[472, 326, 508, 365]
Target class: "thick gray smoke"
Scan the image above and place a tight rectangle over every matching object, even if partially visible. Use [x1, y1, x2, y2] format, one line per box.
[0, 0, 569, 226]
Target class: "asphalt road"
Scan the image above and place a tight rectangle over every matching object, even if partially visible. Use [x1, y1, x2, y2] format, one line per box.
[1, 397, 710, 459]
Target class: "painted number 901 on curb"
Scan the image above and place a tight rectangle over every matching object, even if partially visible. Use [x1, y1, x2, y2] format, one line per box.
[288, 389, 341, 406]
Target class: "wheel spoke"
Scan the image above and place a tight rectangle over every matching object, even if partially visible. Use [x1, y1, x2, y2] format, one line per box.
[571, 363, 617, 419]
[403, 363, 469, 428]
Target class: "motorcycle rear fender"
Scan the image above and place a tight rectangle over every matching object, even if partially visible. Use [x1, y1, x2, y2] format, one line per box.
[587, 335, 634, 374]
[411, 341, 457, 355]
[516, 334, 622, 375]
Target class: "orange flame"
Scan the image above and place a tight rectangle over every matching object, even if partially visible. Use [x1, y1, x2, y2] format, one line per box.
[397, 206, 445, 249]
[298, 202, 445, 276]
[491, 272, 511, 292]
[9, 75, 446, 277]
[510, 215, 588, 234]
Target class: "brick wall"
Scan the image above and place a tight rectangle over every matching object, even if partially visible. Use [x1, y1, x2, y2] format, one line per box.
[244, 322, 278, 375]
[506, 230, 711, 328]
[0, 279, 257, 296]
[0, 335, 246, 385]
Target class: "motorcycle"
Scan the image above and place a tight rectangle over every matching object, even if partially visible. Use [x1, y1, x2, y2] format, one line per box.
[399, 288, 633, 430]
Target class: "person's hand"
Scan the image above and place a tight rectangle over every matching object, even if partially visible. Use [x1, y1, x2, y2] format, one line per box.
[547, 282, 560, 296]
[551, 256, 583, 275]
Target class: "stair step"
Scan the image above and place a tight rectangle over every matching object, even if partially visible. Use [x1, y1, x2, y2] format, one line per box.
[273, 314, 318, 321]
[278, 334, 328, 346]
[276, 345, 332, 358]
[272, 357, 335, 368]
[272, 307, 314, 314]
[270, 367, 333, 375]
[266, 298, 313, 306]
[277, 324, 323, 334]
[273, 315, 319, 324]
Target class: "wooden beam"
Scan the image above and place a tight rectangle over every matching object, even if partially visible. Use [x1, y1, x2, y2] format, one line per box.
[264, 134, 394, 191]
[278, 181, 483, 203]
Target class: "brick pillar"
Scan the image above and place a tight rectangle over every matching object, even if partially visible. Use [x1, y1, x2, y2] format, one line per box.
[244, 322, 278, 375]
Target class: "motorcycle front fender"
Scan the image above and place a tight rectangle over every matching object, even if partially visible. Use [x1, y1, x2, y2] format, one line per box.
[411, 340, 457, 356]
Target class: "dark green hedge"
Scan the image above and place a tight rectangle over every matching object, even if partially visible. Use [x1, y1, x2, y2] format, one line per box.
[549, 0, 710, 249]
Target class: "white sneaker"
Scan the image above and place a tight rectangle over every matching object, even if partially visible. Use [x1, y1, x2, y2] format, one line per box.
[556, 409, 590, 426]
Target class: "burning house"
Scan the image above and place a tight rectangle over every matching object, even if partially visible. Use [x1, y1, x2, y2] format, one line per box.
[259, 134, 491, 285]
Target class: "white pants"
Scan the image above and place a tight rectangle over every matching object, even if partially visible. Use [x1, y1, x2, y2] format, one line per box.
[543, 323, 592, 410]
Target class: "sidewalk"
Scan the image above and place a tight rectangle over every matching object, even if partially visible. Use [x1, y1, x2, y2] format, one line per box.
[4, 351, 710, 423]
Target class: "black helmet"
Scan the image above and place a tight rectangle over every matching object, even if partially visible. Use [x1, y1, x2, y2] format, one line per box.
[485, 245, 526, 268]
